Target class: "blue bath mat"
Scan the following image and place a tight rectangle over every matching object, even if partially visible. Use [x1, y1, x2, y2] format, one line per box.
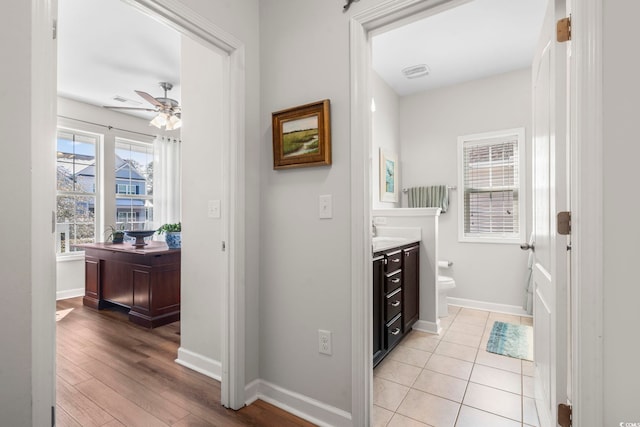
[486, 321, 533, 361]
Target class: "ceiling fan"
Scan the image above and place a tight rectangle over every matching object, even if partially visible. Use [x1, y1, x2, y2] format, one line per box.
[104, 82, 182, 130]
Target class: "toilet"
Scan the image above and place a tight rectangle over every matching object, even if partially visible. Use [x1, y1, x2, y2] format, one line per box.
[437, 261, 456, 318]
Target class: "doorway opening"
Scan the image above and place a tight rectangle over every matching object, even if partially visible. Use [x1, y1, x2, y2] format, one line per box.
[53, 0, 247, 417]
[349, 0, 547, 425]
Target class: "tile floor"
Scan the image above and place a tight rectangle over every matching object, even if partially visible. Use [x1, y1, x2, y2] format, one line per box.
[373, 305, 537, 427]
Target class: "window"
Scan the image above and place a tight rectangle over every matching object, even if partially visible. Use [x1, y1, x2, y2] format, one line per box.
[56, 129, 99, 253]
[458, 128, 525, 243]
[115, 139, 154, 230]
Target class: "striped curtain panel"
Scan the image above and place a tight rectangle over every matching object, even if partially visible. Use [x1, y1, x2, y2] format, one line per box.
[408, 185, 449, 212]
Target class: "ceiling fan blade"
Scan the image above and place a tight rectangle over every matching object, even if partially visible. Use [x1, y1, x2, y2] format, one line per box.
[103, 106, 158, 112]
[135, 90, 164, 108]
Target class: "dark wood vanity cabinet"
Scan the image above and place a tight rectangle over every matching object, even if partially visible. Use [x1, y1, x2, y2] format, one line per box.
[373, 243, 420, 367]
[372, 255, 385, 366]
[402, 245, 420, 330]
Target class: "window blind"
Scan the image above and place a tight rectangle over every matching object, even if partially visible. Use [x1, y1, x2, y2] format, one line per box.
[463, 138, 519, 237]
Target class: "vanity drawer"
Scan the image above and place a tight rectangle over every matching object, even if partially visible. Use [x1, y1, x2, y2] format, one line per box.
[385, 270, 402, 293]
[385, 314, 403, 350]
[385, 250, 402, 272]
[385, 288, 402, 322]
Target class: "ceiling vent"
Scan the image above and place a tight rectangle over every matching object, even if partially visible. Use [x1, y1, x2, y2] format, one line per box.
[402, 64, 430, 79]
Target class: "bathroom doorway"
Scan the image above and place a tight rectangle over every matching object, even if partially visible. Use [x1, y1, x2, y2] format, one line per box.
[352, 1, 537, 422]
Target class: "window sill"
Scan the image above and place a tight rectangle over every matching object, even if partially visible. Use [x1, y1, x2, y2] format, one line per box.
[458, 236, 522, 245]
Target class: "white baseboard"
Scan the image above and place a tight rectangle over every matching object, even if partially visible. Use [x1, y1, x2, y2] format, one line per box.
[412, 319, 441, 335]
[56, 288, 85, 301]
[244, 379, 352, 427]
[448, 297, 531, 317]
[175, 347, 222, 381]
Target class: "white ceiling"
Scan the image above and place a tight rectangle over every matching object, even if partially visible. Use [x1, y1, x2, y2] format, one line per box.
[372, 0, 547, 96]
[57, 0, 181, 119]
[57, 0, 545, 116]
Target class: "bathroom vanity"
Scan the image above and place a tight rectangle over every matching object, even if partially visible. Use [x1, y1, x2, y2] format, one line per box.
[373, 241, 420, 367]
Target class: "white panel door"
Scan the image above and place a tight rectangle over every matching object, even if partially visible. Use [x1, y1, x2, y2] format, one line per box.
[531, 0, 570, 426]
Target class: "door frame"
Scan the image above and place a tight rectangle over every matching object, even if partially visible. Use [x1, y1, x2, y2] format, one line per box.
[349, 0, 604, 425]
[118, 0, 248, 410]
[34, 0, 248, 412]
[568, 0, 604, 425]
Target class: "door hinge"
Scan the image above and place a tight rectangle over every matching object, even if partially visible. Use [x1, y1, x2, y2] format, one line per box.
[222, 241, 226, 251]
[558, 403, 572, 427]
[557, 211, 571, 235]
[51, 405, 56, 426]
[52, 19, 57, 40]
[557, 16, 571, 42]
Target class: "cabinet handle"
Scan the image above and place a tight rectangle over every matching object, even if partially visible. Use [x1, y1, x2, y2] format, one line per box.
[391, 258, 400, 263]
[391, 328, 401, 336]
[390, 300, 400, 307]
[391, 278, 400, 283]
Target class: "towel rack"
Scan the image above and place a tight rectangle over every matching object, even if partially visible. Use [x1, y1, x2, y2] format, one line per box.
[402, 186, 457, 194]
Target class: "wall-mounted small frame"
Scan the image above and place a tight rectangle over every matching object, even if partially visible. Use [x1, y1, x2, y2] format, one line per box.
[272, 99, 331, 170]
[379, 149, 399, 202]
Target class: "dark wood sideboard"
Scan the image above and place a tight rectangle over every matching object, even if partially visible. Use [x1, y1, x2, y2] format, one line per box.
[75, 242, 180, 328]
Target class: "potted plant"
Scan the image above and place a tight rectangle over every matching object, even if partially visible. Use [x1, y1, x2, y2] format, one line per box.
[157, 222, 181, 249]
[105, 225, 125, 244]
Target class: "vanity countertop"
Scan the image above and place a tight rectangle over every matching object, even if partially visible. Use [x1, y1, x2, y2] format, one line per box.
[372, 226, 421, 253]
[372, 236, 421, 253]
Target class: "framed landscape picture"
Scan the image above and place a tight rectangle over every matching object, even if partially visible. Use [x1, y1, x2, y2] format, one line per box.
[380, 149, 399, 202]
[272, 99, 331, 170]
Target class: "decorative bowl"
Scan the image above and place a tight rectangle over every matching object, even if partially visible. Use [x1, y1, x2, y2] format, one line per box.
[124, 230, 156, 248]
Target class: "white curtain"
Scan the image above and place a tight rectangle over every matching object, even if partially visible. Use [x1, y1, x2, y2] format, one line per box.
[153, 136, 182, 229]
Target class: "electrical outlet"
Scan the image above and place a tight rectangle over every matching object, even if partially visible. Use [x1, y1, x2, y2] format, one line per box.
[318, 329, 332, 355]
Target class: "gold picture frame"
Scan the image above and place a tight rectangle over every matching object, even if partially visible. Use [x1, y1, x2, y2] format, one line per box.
[272, 99, 331, 170]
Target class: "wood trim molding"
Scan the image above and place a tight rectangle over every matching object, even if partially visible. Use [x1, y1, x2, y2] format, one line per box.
[245, 379, 352, 427]
[447, 297, 530, 317]
[412, 319, 441, 335]
[175, 347, 222, 381]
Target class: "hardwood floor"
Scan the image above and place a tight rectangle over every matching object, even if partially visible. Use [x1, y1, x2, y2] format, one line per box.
[56, 297, 315, 427]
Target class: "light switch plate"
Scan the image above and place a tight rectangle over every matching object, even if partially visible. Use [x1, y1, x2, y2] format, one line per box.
[319, 194, 332, 219]
[208, 200, 221, 218]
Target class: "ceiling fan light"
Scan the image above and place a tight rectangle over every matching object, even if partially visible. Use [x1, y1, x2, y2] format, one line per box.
[166, 115, 182, 130]
[150, 112, 168, 128]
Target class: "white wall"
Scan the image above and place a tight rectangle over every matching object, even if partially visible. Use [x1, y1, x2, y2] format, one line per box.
[399, 68, 532, 309]
[603, 1, 640, 422]
[178, 36, 225, 375]
[259, 0, 387, 415]
[372, 72, 401, 209]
